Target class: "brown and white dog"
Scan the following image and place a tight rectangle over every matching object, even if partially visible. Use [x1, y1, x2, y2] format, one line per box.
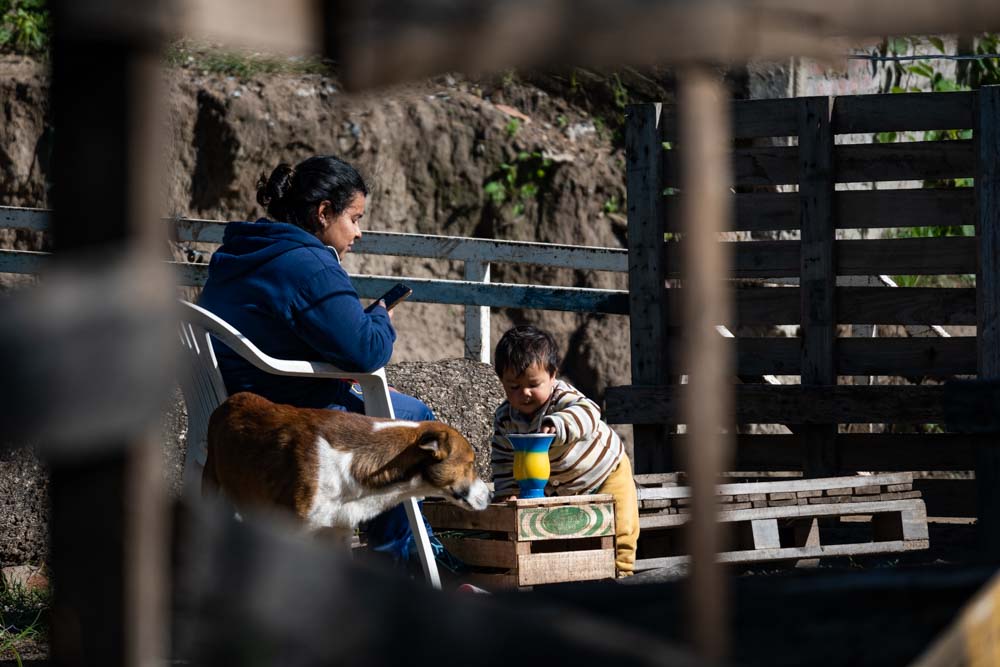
[203, 392, 491, 541]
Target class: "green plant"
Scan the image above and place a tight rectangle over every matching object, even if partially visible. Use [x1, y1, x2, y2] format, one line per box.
[483, 151, 556, 219]
[603, 195, 621, 215]
[556, 114, 568, 129]
[873, 35, 991, 286]
[504, 118, 521, 137]
[0, 579, 49, 666]
[609, 72, 628, 112]
[0, 0, 49, 55]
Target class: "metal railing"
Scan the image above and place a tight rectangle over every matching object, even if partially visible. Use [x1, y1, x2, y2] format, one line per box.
[0, 206, 628, 361]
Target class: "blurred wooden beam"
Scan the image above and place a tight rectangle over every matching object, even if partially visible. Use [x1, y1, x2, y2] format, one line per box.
[168, 0, 1000, 88]
[324, 0, 1000, 89]
[178, 0, 322, 53]
[677, 65, 734, 663]
[46, 0, 173, 664]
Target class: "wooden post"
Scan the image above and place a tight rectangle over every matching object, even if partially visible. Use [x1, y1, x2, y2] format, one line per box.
[626, 103, 673, 472]
[464, 260, 491, 362]
[975, 85, 1000, 560]
[678, 66, 733, 664]
[48, 2, 171, 664]
[798, 96, 838, 476]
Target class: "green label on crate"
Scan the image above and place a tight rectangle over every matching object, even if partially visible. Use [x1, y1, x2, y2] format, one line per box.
[518, 503, 614, 540]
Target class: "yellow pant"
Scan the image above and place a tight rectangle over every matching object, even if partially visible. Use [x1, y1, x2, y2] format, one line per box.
[595, 454, 640, 576]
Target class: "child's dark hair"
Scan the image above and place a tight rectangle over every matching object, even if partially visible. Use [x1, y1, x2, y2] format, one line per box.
[256, 155, 369, 233]
[494, 326, 561, 378]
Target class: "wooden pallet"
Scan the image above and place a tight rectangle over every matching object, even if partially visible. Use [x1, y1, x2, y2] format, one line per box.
[635, 473, 929, 571]
[637, 471, 922, 513]
[422, 495, 617, 588]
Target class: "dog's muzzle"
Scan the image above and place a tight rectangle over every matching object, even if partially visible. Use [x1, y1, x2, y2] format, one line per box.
[453, 479, 492, 511]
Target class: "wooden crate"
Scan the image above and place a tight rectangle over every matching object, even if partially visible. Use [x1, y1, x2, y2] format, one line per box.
[422, 494, 617, 588]
[635, 473, 930, 571]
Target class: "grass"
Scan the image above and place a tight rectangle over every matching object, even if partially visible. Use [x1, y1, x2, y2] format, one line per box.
[164, 41, 334, 79]
[0, 578, 50, 666]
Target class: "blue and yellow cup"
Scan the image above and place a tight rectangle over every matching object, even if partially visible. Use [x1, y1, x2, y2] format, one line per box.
[508, 433, 555, 499]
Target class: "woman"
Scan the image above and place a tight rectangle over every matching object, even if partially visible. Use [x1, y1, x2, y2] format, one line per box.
[199, 155, 444, 566]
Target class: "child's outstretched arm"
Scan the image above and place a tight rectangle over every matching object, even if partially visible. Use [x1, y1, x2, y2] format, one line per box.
[541, 386, 601, 446]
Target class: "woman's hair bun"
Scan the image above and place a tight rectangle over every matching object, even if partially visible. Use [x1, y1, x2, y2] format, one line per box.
[256, 163, 295, 215]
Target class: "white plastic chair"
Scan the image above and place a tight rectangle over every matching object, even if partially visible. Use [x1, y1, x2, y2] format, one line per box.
[177, 299, 441, 589]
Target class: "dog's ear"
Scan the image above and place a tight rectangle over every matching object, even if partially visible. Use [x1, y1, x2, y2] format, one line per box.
[416, 426, 450, 460]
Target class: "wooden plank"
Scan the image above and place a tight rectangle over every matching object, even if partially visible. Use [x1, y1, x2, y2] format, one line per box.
[667, 286, 976, 328]
[837, 287, 976, 327]
[637, 473, 914, 501]
[174, 264, 632, 313]
[634, 473, 682, 486]
[47, 18, 169, 666]
[749, 518, 781, 549]
[516, 501, 616, 541]
[511, 494, 614, 508]
[836, 189, 974, 230]
[463, 260, 490, 362]
[709, 189, 974, 234]
[634, 538, 929, 571]
[0, 249, 46, 275]
[831, 91, 975, 134]
[837, 237, 977, 276]
[626, 102, 673, 473]
[333, 1, 1000, 90]
[640, 498, 928, 529]
[604, 384, 948, 425]
[666, 141, 974, 188]
[0, 205, 50, 232]
[662, 238, 977, 279]
[0, 205, 632, 272]
[677, 68, 733, 664]
[463, 571, 519, 590]
[731, 192, 798, 232]
[665, 145, 798, 187]
[660, 97, 800, 141]
[977, 85, 1000, 560]
[718, 336, 977, 377]
[910, 571, 1000, 667]
[3, 246, 976, 307]
[352, 233, 629, 271]
[421, 503, 515, 533]
[836, 140, 975, 183]
[902, 505, 931, 541]
[836, 337, 976, 377]
[516, 549, 615, 586]
[437, 537, 519, 569]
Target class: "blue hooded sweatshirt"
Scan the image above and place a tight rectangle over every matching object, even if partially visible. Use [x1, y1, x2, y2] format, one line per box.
[198, 219, 395, 409]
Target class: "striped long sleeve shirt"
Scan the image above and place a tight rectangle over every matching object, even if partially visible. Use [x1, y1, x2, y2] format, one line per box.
[491, 379, 624, 497]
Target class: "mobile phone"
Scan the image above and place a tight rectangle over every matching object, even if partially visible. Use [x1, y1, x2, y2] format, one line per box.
[365, 283, 412, 313]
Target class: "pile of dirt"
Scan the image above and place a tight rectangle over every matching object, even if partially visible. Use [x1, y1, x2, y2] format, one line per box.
[386, 358, 506, 480]
[0, 445, 48, 565]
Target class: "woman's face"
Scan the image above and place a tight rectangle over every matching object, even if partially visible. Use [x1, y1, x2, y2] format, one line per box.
[316, 192, 366, 256]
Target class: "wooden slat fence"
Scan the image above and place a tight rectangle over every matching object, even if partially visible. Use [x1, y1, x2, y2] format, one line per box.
[612, 89, 998, 529]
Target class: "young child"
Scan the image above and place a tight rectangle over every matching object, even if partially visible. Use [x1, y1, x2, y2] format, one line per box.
[491, 325, 640, 576]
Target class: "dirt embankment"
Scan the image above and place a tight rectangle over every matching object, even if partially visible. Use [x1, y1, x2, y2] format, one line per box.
[0, 57, 675, 411]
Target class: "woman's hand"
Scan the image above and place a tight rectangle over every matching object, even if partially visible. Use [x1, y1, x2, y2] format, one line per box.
[377, 299, 395, 322]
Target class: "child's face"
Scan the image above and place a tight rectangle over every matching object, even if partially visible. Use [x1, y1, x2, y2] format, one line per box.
[500, 362, 556, 418]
